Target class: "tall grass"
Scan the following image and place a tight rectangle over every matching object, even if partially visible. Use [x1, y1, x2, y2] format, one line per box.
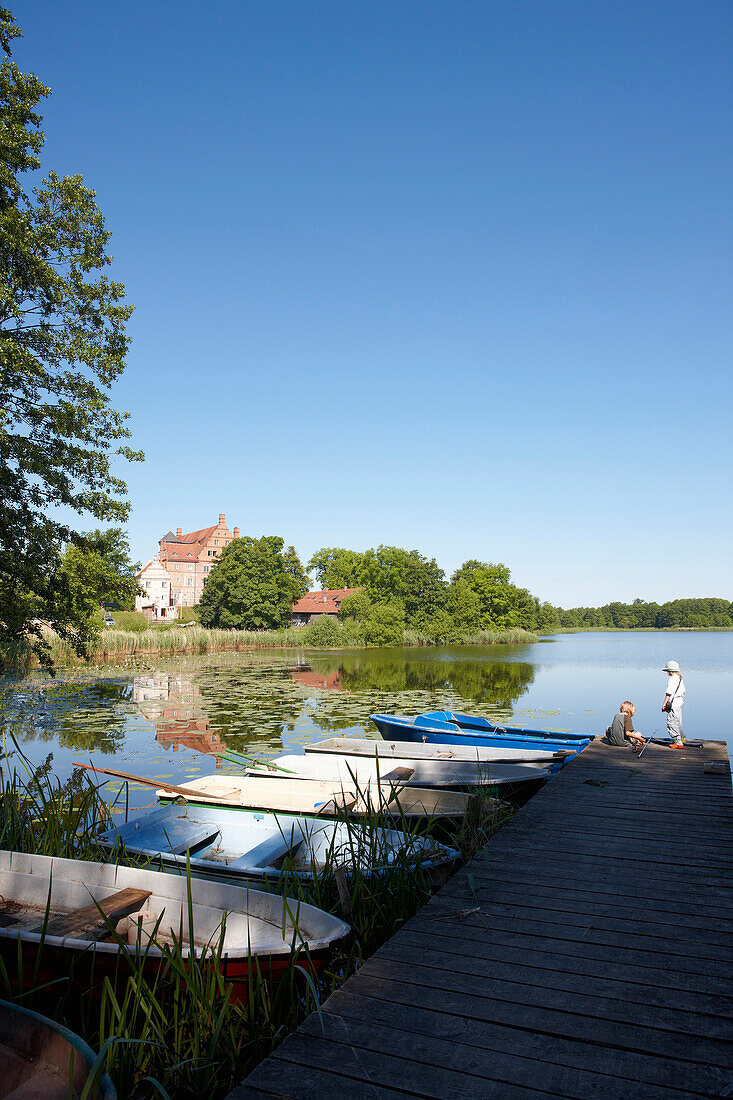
[1, 623, 539, 668]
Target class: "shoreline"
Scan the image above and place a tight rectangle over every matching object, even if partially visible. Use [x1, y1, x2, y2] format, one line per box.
[2, 624, 540, 669]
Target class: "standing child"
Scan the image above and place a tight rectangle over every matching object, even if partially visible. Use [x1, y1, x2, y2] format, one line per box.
[604, 701, 645, 749]
[662, 660, 685, 748]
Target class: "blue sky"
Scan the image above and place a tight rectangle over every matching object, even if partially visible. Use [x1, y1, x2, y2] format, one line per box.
[17, 1, 732, 605]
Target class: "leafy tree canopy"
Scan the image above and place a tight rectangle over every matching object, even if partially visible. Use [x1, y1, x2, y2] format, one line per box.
[449, 560, 535, 631]
[0, 8, 141, 667]
[307, 547, 364, 590]
[61, 528, 141, 632]
[198, 536, 306, 630]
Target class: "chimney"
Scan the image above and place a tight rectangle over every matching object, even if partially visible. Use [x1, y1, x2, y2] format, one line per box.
[219, 513, 225, 526]
[233, 527, 239, 538]
[176, 528, 182, 538]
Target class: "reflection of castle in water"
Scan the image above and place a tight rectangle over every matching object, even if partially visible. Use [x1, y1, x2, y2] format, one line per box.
[289, 667, 343, 691]
[133, 672, 225, 759]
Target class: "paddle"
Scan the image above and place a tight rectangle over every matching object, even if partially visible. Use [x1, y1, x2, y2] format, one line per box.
[73, 762, 231, 802]
[215, 749, 296, 774]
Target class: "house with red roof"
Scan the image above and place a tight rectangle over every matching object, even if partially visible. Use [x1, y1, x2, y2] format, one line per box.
[158, 514, 239, 607]
[291, 588, 360, 626]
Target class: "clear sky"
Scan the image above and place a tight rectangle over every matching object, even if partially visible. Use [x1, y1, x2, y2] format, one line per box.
[17, 1, 733, 606]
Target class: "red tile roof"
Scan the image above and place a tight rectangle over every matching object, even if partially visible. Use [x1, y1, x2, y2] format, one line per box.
[291, 588, 360, 614]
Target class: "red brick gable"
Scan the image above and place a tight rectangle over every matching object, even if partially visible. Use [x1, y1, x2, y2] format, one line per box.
[291, 588, 360, 615]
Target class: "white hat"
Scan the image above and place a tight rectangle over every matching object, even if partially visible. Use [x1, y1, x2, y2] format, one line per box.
[663, 659, 680, 672]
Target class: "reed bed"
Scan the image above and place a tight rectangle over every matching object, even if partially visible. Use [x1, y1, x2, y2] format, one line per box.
[1, 623, 538, 669]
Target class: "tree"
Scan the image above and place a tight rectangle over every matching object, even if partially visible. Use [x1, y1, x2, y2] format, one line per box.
[357, 545, 446, 628]
[0, 9, 141, 667]
[282, 544, 309, 603]
[61, 528, 141, 630]
[361, 601, 405, 646]
[450, 561, 534, 630]
[307, 547, 364, 590]
[197, 536, 297, 630]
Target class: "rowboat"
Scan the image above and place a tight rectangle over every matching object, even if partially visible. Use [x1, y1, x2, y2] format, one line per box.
[0, 852, 349, 1005]
[370, 713, 592, 753]
[0, 998, 116, 1099]
[156, 773, 472, 819]
[98, 802, 459, 886]
[422, 710, 592, 741]
[238, 750, 554, 789]
[305, 736, 565, 766]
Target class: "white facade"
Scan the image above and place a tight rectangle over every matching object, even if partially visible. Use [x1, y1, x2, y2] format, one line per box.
[135, 558, 176, 620]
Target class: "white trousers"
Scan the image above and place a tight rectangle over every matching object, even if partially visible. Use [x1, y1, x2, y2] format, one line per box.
[667, 707, 684, 744]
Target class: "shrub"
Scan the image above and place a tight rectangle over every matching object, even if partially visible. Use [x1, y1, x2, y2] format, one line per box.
[362, 602, 405, 646]
[304, 614, 343, 646]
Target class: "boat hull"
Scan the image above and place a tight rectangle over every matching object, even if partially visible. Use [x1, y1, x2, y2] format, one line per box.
[0, 852, 349, 1007]
[99, 803, 459, 888]
[370, 714, 592, 753]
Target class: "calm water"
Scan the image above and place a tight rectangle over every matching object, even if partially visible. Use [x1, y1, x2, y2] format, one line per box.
[2, 632, 731, 816]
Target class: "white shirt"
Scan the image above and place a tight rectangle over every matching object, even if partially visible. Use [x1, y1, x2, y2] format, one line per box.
[666, 673, 685, 710]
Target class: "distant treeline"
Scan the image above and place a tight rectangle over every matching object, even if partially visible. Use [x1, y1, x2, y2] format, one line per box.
[540, 597, 733, 632]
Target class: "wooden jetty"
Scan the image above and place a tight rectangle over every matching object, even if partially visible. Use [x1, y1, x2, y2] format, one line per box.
[230, 737, 733, 1099]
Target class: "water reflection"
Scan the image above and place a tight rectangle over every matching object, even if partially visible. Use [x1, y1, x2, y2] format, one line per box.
[0, 647, 536, 784]
[0, 678, 133, 755]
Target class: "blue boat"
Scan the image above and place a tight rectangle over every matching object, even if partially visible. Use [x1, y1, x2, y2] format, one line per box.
[370, 712, 592, 754]
[422, 710, 591, 741]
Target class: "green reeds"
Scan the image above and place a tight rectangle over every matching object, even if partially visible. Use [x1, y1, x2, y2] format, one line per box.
[1, 624, 539, 669]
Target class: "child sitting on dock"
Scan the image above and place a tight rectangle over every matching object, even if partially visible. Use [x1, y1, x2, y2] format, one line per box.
[604, 701, 645, 749]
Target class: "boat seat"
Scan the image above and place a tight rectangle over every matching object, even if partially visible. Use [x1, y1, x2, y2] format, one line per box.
[131, 820, 220, 856]
[35, 887, 151, 941]
[234, 834, 304, 870]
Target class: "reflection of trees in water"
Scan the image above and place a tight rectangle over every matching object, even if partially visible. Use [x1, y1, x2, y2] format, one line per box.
[311, 653, 535, 709]
[0, 678, 133, 754]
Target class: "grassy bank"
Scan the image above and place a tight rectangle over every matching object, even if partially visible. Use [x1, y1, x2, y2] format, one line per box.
[0, 743, 512, 1097]
[2, 624, 539, 668]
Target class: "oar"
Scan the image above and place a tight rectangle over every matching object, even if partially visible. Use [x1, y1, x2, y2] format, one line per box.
[215, 749, 296, 774]
[73, 762, 231, 802]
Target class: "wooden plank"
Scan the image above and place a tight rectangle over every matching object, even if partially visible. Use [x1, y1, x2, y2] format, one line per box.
[435, 882, 733, 943]
[302, 1003, 714, 1100]
[319, 987, 729, 1096]
[39, 888, 151, 940]
[410, 903, 733, 964]
[439, 872, 733, 922]
[398, 915, 732, 991]
[389, 928, 733, 1014]
[336, 972, 730, 1091]
[340, 969, 733, 1078]
[243, 1058, 414, 1099]
[359, 951, 733, 1044]
[272, 1031, 551, 1100]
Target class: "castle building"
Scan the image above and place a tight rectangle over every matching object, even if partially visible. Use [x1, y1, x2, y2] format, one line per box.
[158, 514, 240, 607]
[135, 558, 175, 620]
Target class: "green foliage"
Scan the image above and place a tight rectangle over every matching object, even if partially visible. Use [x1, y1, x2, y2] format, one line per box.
[62, 528, 141, 631]
[0, 11, 141, 669]
[198, 536, 305, 630]
[303, 614, 343, 646]
[449, 560, 535, 631]
[307, 547, 364, 589]
[361, 601, 405, 646]
[546, 597, 733, 632]
[337, 588, 372, 623]
[282, 543, 309, 602]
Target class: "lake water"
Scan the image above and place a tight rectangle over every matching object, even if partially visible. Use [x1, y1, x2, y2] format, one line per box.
[2, 631, 731, 817]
